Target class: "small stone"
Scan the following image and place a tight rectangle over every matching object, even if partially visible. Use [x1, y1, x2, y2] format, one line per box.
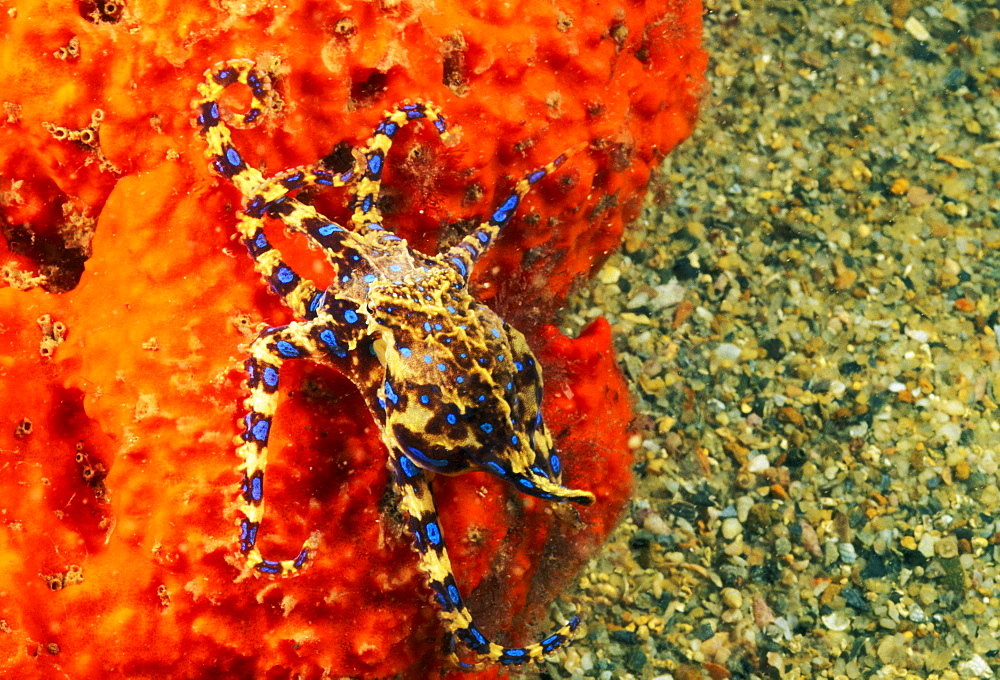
[917, 534, 937, 558]
[721, 517, 742, 540]
[876, 633, 908, 665]
[838, 542, 858, 564]
[889, 177, 910, 195]
[747, 455, 770, 473]
[822, 611, 850, 631]
[908, 603, 926, 623]
[597, 265, 621, 285]
[903, 16, 930, 40]
[957, 655, 992, 678]
[721, 588, 743, 609]
[715, 343, 741, 362]
[643, 512, 671, 536]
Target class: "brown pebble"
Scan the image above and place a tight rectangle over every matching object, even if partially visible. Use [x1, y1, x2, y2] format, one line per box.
[778, 406, 804, 426]
[704, 661, 732, 680]
[954, 298, 975, 313]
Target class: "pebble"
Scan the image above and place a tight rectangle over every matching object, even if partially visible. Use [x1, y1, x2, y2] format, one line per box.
[957, 655, 992, 678]
[721, 588, 743, 610]
[720, 517, 742, 540]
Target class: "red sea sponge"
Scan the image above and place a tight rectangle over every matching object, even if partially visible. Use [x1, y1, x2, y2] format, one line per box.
[0, 0, 704, 677]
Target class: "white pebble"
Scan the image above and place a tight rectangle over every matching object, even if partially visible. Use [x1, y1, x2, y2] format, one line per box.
[918, 534, 937, 559]
[838, 542, 857, 564]
[721, 517, 743, 540]
[715, 343, 741, 362]
[957, 655, 992, 678]
[822, 611, 851, 631]
[747, 455, 770, 473]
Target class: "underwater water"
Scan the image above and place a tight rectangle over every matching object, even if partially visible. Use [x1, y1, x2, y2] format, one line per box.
[558, 1, 1000, 679]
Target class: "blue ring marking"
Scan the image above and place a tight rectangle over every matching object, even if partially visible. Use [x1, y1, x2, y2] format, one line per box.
[437, 363, 447, 372]
[434, 118, 447, 133]
[512, 435, 520, 445]
[318, 223, 343, 236]
[262, 366, 279, 388]
[363, 274, 376, 284]
[362, 195, 373, 212]
[446, 306, 456, 313]
[367, 153, 382, 175]
[423, 355, 433, 364]
[476, 231, 490, 244]
[257, 560, 281, 574]
[550, 453, 561, 474]
[420, 394, 430, 405]
[459, 352, 467, 358]
[399, 347, 411, 357]
[569, 615, 581, 630]
[399, 455, 418, 478]
[341, 275, 350, 283]
[308, 292, 324, 314]
[450, 257, 467, 277]
[504, 649, 527, 658]
[384, 122, 398, 137]
[254, 232, 268, 249]
[514, 361, 524, 371]
[423, 322, 432, 332]
[480, 423, 493, 434]
[319, 328, 337, 346]
[492, 328, 502, 339]
[467, 625, 487, 648]
[486, 461, 505, 476]
[390, 264, 401, 272]
[425, 521, 442, 546]
[225, 147, 242, 168]
[497, 355, 505, 363]
[251, 419, 270, 442]
[447, 584, 461, 605]
[200, 101, 220, 126]
[293, 549, 309, 569]
[276, 267, 295, 284]
[506, 382, 513, 390]
[529, 169, 547, 184]
[250, 474, 264, 502]
[518, 478, 535, 490]
[378, 397, 386, 410]
[499, 194, 519, 212]
[276, 340, 299, 357]
[456, 376, 464, 383]
[446, 414, 456, 425]
[344, 309, 359, 324]
[477, 395, 486, 402]
[406, 446, 449, 468]
[434, 323, 443, 331]
[385, 381, 399, 405]
[284, 171, 303, 185]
